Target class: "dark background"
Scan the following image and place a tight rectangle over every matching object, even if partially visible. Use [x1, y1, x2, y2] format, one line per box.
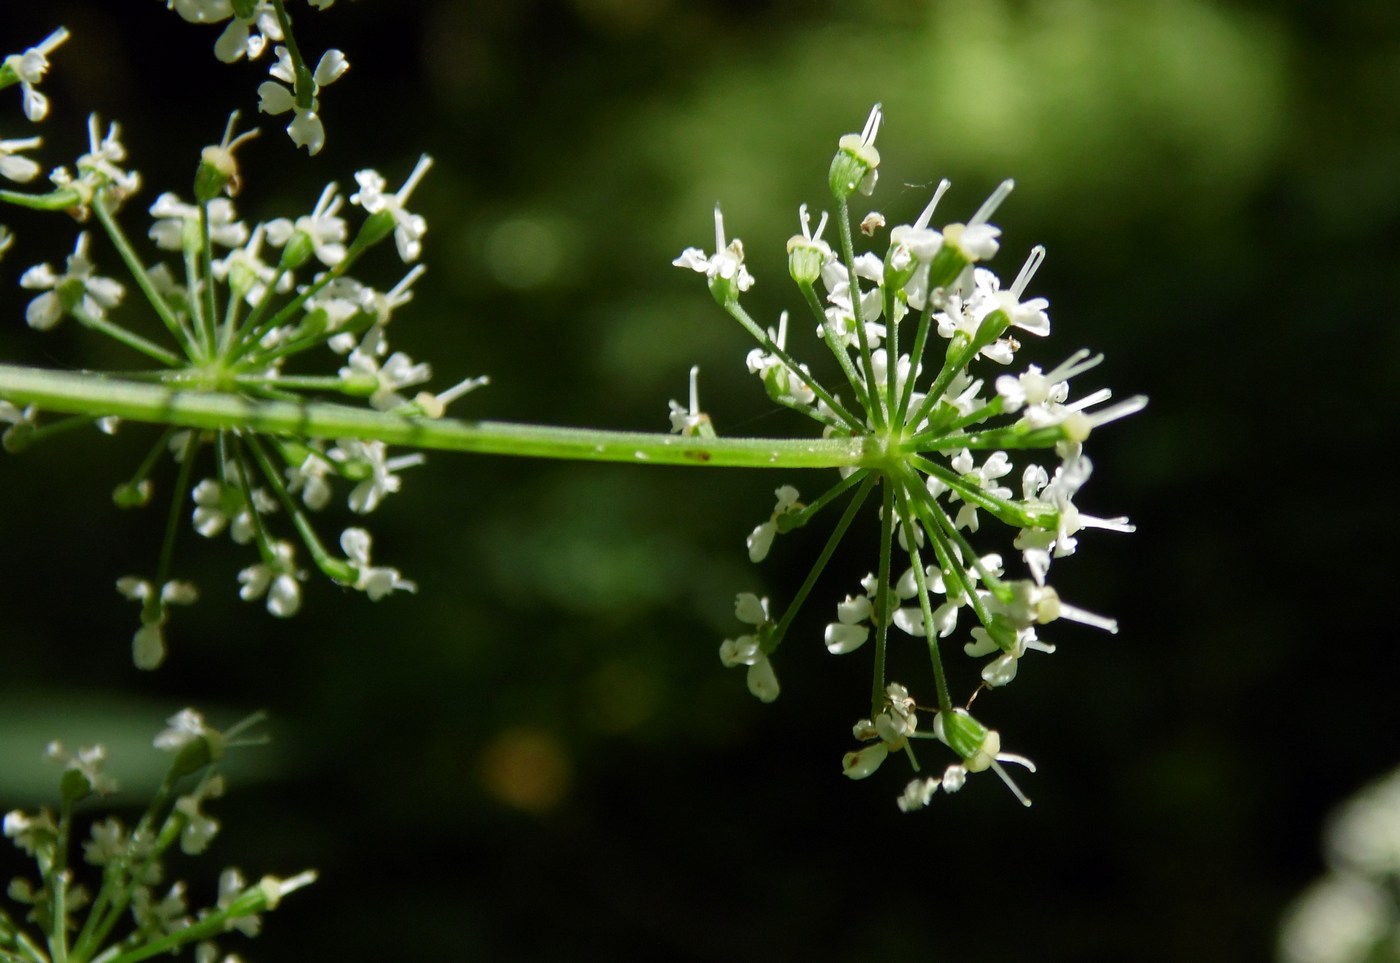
[2, 1, 1397, 960]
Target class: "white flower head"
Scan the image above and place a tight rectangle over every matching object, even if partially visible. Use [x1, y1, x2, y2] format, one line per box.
[351, 154, 432, 263]
[19, 233, 126, 330]
[2, 28, 70, 121]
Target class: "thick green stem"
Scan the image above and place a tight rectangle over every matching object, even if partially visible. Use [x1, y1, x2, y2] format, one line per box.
[0, 365, 872, 470]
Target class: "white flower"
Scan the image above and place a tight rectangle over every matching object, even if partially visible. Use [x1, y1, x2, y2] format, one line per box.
[339, 528, 417, 600]
[154, 708, 214, 752]
[350, 154, 432, 263]
[746, 485, 800, 562]
[0, 135, 42, 183]
[941, 448, 1014, 532]
[82, 817, 128, 866]
[265, 182, 348, 266]
[842, 682, 920, 780]
[213, 1, 283, 62]
[237, 541, 303, 617]
[44, 741, 118, 795]
[746, 311, 815, 406]
[257, 46, 347, 155]
[339, 339, 432, 411]
[718, 593, 779, 703]
[173, 775, 224, 854]
[3, 28, 69, 121]
[149, 193, 247, 251]
[131, 881, 191, 937]
[932, 708, 1036, 807]
[673, 204, 754, 297]
[1015, 455, 1134, 584]
[667, 365, 714, 437]
[19, 233, 125, 330]
[329, 439, 425, 514]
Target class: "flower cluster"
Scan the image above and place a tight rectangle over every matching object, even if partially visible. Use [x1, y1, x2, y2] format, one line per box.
[677, 105, 1143, 810]
[1, 709, 315, 963]
[0, 28, 69, 260]
[0, 98, 485, 668]
[163, 0, 348, 154]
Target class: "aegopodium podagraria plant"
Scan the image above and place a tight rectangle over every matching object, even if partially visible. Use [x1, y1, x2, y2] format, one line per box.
[0, 11, 1143, 820]
[1, 709, 314, 963]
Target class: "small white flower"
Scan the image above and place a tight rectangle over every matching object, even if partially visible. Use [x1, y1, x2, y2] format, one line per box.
[237, 540, 303, 617]
[19, 233, 126, 330]
[130, 881, 191, 937]
[173, 775, 224, 854]
[45, 741, 118, 795]
[339, 339, 432, 411]
[265, 182, 348, 266]
[718, 592, 779, 702]
[257, 46, 347, 154]
[746, 312, 815, 406]
[3, 27, 69, 121]
[667, 365, 713, 437]
[154, 708, 214, 752]
[340, 528, 417, 600]
[350, 154, 432, 263]
[329, 439, 425, 514]
[746, 485, 800, 562]
[673, 204, 754, 297]
[213, 1, 283, 62]
[149, 193, 248, 251]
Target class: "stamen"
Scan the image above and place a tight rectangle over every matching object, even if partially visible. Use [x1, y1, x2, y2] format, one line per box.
[1009, 245, 1046, 300]
[969, 178, 1015, 227]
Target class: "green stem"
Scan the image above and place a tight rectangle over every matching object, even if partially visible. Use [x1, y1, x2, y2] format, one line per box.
[0, 365, 872, 470]
[833, 195, 885, 431]
[768, 472, 875, 648]
[870, 479, 894, 717]
[90, 199, 191, 356]
[67, 304, 182, 368]
[892, 481, 953, 712]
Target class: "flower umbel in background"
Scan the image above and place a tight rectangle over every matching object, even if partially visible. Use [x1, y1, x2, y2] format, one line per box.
[677, 105, 1144, 810]
[0, 710, 315, 963]
[0, 76, 486, 668]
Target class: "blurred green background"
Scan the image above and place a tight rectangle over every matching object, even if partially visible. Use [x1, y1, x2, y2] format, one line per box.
[2, 1, 1398, 960]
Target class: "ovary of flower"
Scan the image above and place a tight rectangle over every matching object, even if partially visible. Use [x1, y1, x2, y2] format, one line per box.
[214, 1, 282, 62]
[0, 135, 42, 183]
[237, 540, 303, 617]
[340, 527, 417, 600]
[4, 27, 69, 121]
[746, 485, 801, 563]
[350, 154, 432, 263]
[672, 204, 754, 295]
[19, 233, 125, 330]
[265, 182, 348, 266]
[718, 592, 779, 703]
